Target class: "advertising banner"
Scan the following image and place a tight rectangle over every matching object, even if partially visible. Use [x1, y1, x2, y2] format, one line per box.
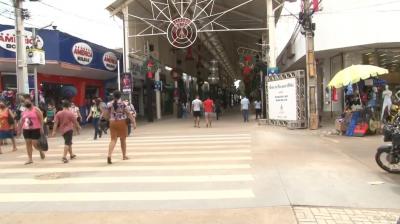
[121, 73, 132, 93]
[0, 24, 122, 72]
[267, 78, 297, 121]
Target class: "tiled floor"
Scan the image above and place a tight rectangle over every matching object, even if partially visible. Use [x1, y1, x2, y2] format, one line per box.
[294, 206, 400, 224]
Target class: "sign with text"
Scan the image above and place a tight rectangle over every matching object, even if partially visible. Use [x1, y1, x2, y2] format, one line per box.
[0, 29, 44, 52]
[72, 42, 93, 65]
[267, 78, 297, 121]
[121, 73, 132, 93]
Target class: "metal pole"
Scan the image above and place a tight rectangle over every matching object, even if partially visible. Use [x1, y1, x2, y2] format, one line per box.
[155, 68, 161, 120]
[14, 0, 29, 94]
[117, 59, 121, 91]
[32, 28, 39, 106]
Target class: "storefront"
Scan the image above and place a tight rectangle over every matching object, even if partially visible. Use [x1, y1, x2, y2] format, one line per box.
[0, 24, 122, 109]
[328, 48, 400, 137]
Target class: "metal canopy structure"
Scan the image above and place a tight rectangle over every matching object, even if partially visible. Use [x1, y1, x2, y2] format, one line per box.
[107, 0, 288, 81]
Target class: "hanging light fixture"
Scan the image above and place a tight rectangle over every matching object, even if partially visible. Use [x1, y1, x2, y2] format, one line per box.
[208, 59, 220, 85]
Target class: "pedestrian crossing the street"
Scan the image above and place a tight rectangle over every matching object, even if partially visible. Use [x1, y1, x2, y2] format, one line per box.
[0, 133, 255, 211]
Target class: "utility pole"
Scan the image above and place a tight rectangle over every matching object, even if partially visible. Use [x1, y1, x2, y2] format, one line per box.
[32, 28, 38, 106]
[14, 0, 29, 94]
[301, 0, 319, 129]
[267, 0, 276, 68]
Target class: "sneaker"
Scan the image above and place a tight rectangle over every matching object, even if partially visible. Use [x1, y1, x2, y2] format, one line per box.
[70, 154, 77, 160]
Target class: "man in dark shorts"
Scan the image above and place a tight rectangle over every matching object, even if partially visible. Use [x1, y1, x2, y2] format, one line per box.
[52, 100, 81, 163]
[192, 95, 202, 128]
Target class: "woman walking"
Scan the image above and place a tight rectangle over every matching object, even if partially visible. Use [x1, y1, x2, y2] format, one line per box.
[52, 100, 81, 163]
[69, 102, 82, 135]
[0, 100, 17, 154]
[86, 99, 102, 140]
[105, 91, 135, 164]
[18, 94, 45, 165]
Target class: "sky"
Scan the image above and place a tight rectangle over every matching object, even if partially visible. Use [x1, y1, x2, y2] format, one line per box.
[0, 0, 123, 49]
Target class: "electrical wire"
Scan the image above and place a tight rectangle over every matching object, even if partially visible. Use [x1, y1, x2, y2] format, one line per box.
[313, 0, 400, 15]
[37, 0, 122, 29]
[0, 0, 14, 8]
[0, 8, 39, 27]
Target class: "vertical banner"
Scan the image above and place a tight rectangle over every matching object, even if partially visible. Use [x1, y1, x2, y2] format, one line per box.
[121, 72, 132, 93]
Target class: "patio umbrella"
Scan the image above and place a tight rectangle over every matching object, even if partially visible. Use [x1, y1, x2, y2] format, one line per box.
[328, 65, 389, 88]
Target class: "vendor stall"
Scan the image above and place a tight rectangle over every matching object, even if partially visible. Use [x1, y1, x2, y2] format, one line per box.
[328, 65, 389, 137]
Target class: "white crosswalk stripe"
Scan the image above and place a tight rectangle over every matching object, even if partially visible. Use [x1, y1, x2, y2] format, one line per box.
[0, 133, 255, 206]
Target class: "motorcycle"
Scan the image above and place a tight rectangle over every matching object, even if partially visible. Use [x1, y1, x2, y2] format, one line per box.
[375, 122, 400, 174]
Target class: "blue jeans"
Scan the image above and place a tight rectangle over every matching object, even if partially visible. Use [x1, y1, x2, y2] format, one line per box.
[242, 110, 249, 122]
[92, 118, 101, 139]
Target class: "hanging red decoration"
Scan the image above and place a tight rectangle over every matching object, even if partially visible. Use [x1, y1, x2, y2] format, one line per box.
[186, 46, 194, 60]
[147, 71, 154, 79]
[244, 55, 252, 62]
[147, 60, 154, 70]
[242, 66, 252, 75]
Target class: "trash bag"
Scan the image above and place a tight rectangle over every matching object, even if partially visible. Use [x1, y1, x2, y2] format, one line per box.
[38, 133, 48, 151]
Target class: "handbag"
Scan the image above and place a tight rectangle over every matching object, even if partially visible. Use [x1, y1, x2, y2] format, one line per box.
[38, 133, 49, 151]
[7, 110, 14, 125]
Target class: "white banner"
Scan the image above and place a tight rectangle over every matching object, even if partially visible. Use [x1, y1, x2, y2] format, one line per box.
[268, 78, 297, 121]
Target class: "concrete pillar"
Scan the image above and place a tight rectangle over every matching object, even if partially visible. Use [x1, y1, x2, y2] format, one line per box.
[267, 0, 276, 68]
[155, 69, 161, 120]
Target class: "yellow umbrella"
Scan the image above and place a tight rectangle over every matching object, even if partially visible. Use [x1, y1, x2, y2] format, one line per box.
[328, 65, 389, 88]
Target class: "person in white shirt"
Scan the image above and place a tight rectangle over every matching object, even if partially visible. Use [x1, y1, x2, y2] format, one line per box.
[240, 96, 250, 122]
[191, 95, 202, 128]
[254, 100, 262, 119]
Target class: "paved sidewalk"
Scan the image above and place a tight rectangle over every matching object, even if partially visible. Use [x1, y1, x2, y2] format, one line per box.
[294, 207, 400, 224]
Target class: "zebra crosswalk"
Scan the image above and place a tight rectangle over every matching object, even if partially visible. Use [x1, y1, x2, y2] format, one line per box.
[0, 133, 255, 211]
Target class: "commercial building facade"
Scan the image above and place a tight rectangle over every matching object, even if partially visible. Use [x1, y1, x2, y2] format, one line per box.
[275, 0, 400, 117]
[0, 24, 122, 110]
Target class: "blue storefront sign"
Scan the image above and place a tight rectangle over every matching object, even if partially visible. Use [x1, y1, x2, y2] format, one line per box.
[0, 24, 122, 72]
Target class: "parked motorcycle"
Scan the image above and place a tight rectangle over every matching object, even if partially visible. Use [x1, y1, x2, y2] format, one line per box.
[375, 123, 400, 174]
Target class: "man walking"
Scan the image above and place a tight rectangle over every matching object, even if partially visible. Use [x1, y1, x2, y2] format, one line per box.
[203, 96, 214, 128]
[52, 100, 81, 163]
[192, 95, 202, 128]
[124, 99, 137, 136]
[254, 99, 262, 119]
[241, 96, 250, 122]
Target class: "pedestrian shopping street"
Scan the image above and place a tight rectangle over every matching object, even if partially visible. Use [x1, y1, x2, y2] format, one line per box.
[0, 111, 399, 224]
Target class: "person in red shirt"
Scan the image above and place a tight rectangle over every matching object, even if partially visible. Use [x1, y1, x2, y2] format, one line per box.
[203, 97, 215, 128]
[52, 100, 81, 163]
